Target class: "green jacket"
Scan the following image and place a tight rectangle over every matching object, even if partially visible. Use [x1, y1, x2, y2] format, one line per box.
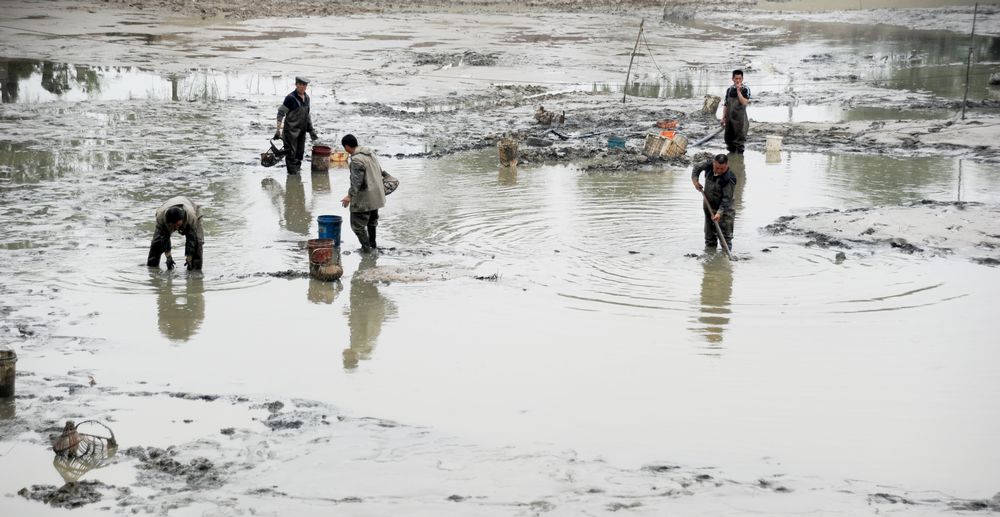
[347, 147, 387, 213]
[154, 196, 204, 254]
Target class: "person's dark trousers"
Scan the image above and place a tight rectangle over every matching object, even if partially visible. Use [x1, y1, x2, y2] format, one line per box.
[285, 131, 307, 174]
[146, 227, 170, 267]
[185, 235, 203, 270]
[350, 209, 379, 250]
[724, 123, 745, 154]
[703, 205, 734, 250]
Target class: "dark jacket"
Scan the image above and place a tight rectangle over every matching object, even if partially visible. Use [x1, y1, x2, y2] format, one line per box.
[277, 90, 314, 137]
[692, 160, 737, 215]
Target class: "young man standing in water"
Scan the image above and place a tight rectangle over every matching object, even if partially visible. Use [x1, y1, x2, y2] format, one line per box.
[721, 69, 751, 154]
[341, 134, 386, 253]
[275, 76, 318, 175]
[147, 196, 204, 271]
[692, 154, 737, 250]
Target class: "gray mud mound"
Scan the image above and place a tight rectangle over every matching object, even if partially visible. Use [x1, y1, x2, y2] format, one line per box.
[415, 50, 499, 67]
[124, 446, 227, 489]
[765, 201, 1000, 264]
[18, 480, 127, 509]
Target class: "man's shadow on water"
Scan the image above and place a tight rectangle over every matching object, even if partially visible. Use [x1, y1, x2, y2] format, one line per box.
[694, 252, 733, 353]
[149, 270, 205, 342]
[343, 254, 397, 369]
[728, 153, 746, 212]
[261, 175, 311, 235]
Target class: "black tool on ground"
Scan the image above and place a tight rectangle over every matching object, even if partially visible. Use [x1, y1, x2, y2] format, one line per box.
[702, 192, 734, 260]
[691, 128, 724, 147]
[260, 139, 287, 168]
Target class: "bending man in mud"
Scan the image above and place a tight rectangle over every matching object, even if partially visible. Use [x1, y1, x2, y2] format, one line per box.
[692, 154, 737, 250]
[341, 134, 386, 253]
[721, 69, 750, 154]
[147, 196, 204, 271]
[275, 76, 318, 174]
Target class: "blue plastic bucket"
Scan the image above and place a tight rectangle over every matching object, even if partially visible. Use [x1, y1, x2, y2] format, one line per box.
[317, 215, 342, 246]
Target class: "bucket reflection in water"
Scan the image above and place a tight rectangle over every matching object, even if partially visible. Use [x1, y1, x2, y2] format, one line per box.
[307, 278, 343, 304]
[311, 173, 331, 194]
[694, 253, 733, 352]
[0, 399, 14, 421]
[766, 150, 782, 164]
[151, 272, 205, 342]
[343, 255, 397, 370]
[499, 165, 517, 186]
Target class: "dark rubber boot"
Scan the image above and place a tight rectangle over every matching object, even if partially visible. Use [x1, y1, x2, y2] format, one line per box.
[367, 225, 377, 249]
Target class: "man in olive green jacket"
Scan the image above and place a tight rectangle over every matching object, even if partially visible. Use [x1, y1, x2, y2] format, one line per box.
[147, 196, 204, 270]
[340, 134, 387, 253]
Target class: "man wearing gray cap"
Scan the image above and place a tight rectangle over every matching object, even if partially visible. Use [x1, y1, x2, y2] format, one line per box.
[275, 76, 318, 174]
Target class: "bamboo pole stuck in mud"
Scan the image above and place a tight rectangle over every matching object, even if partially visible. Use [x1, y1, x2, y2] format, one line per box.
[962, 3, 979, 120]
[622, 19, 644, 104]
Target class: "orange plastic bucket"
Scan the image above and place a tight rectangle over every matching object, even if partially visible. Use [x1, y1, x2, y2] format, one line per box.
[660, 130, 676, 139]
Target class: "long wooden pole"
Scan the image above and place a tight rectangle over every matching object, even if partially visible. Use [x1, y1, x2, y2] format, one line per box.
[961, 3, 979, 120]
[622, 19, 644, 104]
[702, 194, 733, 260]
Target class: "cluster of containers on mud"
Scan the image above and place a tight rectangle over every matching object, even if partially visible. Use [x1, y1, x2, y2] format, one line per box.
[308, 145, 347, 281]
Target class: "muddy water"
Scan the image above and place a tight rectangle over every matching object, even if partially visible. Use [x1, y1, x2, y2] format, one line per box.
[2, 7, 999, 513]
[3, 105, 999, 501]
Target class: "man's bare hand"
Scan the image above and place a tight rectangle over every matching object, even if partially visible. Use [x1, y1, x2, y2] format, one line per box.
[341, 195, 351, 208]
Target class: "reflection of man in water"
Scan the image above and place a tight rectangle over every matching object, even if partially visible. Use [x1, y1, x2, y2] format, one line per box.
[728, 153, 747, 212]
[151, 272, 205, 342]
[147, 196, 204, 271]
[261, 176, 311, 235]
[696, 253, 733, 347]
[343, 255, 396, 369]
[692, 154, 737, 250]
[284, 174, 310, 235]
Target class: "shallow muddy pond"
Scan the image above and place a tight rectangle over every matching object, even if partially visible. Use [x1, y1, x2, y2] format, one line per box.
[2, 126, 999, 501]
[1, 6, 999, 513]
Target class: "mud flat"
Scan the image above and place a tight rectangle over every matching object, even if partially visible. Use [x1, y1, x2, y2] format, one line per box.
[764, 200, 1000, 264]
[5, 368, 1000, 515]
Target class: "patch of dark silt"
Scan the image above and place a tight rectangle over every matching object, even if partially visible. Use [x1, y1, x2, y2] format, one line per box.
[18, 480, 126, 509]
[948, 492, 1000, 511]
[414, 50, 499, 67]
[643, 464, 681, 473]
[264, 414, 304, 430]
[123, 446, 226, 489]
[868, 492, 914, 505]
[247, 270, 311, 279]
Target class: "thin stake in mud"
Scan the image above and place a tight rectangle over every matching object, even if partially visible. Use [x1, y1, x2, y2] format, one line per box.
[961, 3, 979, 120]
[622, 19, 644, 104]
[702, 193, 733, 260]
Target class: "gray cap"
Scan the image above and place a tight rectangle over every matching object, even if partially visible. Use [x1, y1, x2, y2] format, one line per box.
[295, 76, 310, 85]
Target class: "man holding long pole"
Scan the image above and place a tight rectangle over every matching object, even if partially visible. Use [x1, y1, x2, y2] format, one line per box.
[692, 154, 737, 256]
